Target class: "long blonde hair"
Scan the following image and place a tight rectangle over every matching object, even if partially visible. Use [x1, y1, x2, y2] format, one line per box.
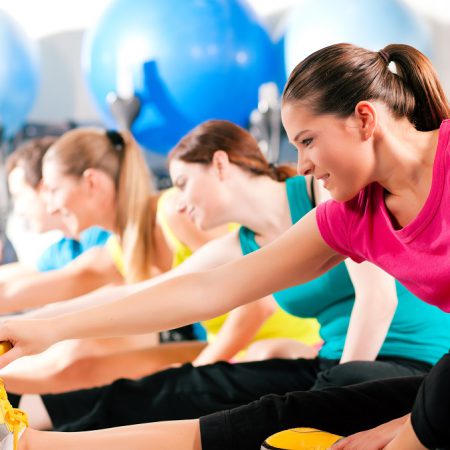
[45, 127, 154, 283]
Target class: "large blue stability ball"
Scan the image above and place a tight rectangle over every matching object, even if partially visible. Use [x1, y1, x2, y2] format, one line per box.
[83, 0, 279, 154]
[284, 0, 431, 76]
[0, 10, 40, 138]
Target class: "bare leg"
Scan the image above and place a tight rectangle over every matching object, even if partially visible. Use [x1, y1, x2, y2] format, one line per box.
[1, 341, 206, 394]
[243, 338, 319, 361]
[18, 395, 52, 430]
[21, 419, 202, 450]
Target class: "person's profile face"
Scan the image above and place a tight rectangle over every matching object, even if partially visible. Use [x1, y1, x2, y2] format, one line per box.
[169, 159, 227, 230]
[281, 102, 373, 202]
[8, 167, 49, 233]
[42, 160, 88, 236]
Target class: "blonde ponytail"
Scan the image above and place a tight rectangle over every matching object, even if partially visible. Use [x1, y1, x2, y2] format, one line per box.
[115, 131, 155, 283]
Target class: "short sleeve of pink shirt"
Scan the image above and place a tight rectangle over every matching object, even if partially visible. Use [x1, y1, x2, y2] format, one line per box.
[316, 197, 365, 263]
[315, 119, 450, 312]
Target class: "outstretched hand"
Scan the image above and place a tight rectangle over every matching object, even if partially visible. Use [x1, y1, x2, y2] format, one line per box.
[0, 318, 55, 368]
[330, 415, 410, 450]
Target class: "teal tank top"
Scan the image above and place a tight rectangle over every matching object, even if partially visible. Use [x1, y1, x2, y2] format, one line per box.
[239, 176, 450, 364]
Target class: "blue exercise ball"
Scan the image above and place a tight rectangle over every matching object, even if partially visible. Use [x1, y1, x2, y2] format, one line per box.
[284, 0, 431, 76]
[0, 10, 40, 137]
[82, 0, 279, 154]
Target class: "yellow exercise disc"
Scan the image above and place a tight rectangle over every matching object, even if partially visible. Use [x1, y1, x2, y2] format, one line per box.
[261, 427, 342, 450]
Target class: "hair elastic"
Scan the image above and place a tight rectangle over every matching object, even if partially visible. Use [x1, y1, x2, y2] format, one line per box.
[106, 130, 125, 152]
[378, 49, 390, 64]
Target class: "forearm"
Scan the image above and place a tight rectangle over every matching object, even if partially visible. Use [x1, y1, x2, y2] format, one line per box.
[0, 271, 112, 314]
[0, 263, 36, 283]
[341, 261, 397, 363]
[194, 297, 275, 366]
[23, 419, 201, 450]
[23, 283, 134, 320]
[193, 335, 243, 366]
[51, 272, 228, 343]
[340, 299, 396, 362]
[24, 260, 214, 322]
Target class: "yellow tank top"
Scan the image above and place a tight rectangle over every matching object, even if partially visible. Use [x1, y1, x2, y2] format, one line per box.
[157, 188, 321, 352]
[202, 311, 321, 347]
[106, 235, 125, 276]
[157, 189, 195, 267]
[105, 189, 205, 275]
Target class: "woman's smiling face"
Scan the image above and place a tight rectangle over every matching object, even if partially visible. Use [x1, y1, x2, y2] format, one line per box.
[42, 160, 93, 236]
[169, 159, 229, 230]
[281, 101, 376, 202]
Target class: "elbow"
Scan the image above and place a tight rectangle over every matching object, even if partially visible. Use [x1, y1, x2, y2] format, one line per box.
[73, 268, 108, 292]
[258, 298, 277, 321]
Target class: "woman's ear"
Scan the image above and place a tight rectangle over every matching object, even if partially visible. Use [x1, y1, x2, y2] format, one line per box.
[82, 168, 97, 192]
[354, 101, 377, 141]
[211, 150, 231, 180]
[82, 168, 113, 195]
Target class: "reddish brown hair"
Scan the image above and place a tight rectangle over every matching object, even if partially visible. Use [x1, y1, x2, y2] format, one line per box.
[169, 120, 296, 180]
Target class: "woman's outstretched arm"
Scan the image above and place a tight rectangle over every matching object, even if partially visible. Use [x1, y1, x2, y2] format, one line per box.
[0, 247, 122, 314]
[0, 210, 344, 367]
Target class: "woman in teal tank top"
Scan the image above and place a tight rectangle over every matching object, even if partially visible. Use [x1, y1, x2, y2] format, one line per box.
[240, 175, 450, 366]
[2, 120, 450, 446]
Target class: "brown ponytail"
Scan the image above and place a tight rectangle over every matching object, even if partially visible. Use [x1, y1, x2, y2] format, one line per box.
[381, 44, 450, 130]
[169, 120, 296, 180]
[45, 128, 155, 283]
[283, 43, 450, 131]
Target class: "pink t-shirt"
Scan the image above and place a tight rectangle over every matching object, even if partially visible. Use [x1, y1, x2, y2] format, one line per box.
[316, 119, 450, 312]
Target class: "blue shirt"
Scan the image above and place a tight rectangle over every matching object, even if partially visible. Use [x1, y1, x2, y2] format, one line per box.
[36, 227, 111, 272]
[239, 176, 450, 365]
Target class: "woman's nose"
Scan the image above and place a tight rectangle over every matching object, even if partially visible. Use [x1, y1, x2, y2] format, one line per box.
[45, 197, 59, 215]
[177, 200, 187, 214]
[297, 152, 314, 176]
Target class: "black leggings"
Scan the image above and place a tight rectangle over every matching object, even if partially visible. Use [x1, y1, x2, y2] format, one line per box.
[201, 375, 423, 450]
[39, 355, 429, 433]
[200, 352, 450, 450]
[412, 352, 450, 449]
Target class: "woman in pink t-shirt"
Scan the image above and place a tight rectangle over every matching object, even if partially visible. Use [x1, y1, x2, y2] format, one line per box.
[0, 43, 448, 450]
